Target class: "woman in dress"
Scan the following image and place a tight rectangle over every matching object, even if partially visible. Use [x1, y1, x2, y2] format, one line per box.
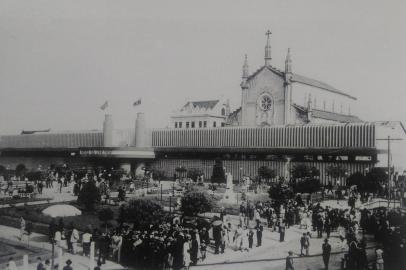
[234, 224, 243, 251]
[183, 234, 191, 270]
[241, 226, 249, 252]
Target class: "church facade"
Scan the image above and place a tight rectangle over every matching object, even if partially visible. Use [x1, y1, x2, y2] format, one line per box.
[229, 32, 360, 127]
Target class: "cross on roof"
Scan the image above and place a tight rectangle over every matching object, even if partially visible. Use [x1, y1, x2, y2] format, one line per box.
[265, 30, 272, 38]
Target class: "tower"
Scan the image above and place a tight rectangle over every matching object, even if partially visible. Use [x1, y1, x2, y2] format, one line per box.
[264, 30, 272, 66]
[242, 54, 249, 80]
[240, 54, 249, 90]
[285, 48, 292, 74]
[284, 48, 293, 124]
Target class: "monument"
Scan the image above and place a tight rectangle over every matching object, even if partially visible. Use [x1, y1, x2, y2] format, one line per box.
[221, 172, 237, 204]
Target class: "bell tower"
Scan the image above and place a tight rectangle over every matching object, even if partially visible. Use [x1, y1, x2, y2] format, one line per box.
[264, 30, 272, 66]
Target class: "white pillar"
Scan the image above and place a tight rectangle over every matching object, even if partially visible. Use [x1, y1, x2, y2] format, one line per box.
[58, 248, 63, 270]
[23, 255, 28, 270]
[135, 112, 147, 147]
[103, 114, 114, 147]
[89, 242, 95, 270]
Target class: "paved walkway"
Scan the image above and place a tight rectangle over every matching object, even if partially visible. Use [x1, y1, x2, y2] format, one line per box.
[192, 224, 377, 270]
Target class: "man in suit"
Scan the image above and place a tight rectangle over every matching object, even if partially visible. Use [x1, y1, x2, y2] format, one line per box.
[322, 238, 332, 270]
[256, 223, 263, 247]
[279, 220, 286, 242]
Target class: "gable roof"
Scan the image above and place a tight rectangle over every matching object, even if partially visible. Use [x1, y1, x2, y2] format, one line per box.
[246, 65, 356, 100]
[311, 109, 362, 123]
[291, 73, 356, 100]
[182, 100, 219, 110]
[292, 103, 362, 123]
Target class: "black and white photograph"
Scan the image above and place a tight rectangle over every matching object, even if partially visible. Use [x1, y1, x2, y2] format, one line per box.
[0, 1, 405, 269]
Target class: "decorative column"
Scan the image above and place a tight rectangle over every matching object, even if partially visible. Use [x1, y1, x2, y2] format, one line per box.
[58, 248, 63, 270]
[89, 242, 95, 270]
[135, 112, 147, 147]
[23, 255, 28, 270]
[103, 114, 114, 147]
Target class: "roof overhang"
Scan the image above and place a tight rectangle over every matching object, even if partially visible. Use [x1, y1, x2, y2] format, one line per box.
[79, 147, 155, 159]
[154, 147, 377, 156]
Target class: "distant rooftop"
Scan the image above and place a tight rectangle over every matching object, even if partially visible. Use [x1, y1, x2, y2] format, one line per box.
[182, 100, 219, 110]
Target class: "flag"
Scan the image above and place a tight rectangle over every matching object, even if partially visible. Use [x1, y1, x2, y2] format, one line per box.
[133, 99, 142, 107]
[100, 101, 108, 110]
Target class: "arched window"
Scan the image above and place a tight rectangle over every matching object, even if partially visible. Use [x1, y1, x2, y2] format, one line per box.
[221, 108, 226, 116]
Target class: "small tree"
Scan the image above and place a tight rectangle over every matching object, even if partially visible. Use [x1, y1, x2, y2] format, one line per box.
[175, 166, 187, 179]
[151, 169, 166, 180]
[118, 199, 166, 230]
[365, 167, 387, 194]
[291, 164, 320, 180]
[211, 159, 226, 184]
[293, 178, 321, 194]
[181, 191, 214, 217]
[98, 207, 114, 232]
[326, 165, 347, 184]
[187, 168, 203, 182]
[258, 166, 276, 184]
[347, 172, 365, 188]
[15, 164, 27, 178]
[78, 180, 101, 211]
[268, 180, 294, 208]
[0, 165, 6, 176]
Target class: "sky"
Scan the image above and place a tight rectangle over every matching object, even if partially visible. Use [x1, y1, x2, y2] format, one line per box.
[0, 1, 405, 134]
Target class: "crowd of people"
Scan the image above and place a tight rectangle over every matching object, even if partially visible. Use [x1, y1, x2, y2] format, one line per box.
[1, 163, 406, 270]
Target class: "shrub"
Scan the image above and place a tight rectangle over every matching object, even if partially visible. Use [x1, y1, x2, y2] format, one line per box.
[293, 178, 321, 194]
[98, 207, 114, 231]
[180, 191, 214, 216]
[268, 181, 294, 208]
[15, 164, 27, 178]
[77, 180, 101, 211]
[258, 166, 276, 184]
[118, 199, 166, 230]
[187, 168, 203, 182]
[211, 159, 226, 184]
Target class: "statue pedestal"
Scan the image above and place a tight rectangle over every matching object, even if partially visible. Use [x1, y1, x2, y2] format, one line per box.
[221, 172, 237, 204]
[221, 188, 237, 204]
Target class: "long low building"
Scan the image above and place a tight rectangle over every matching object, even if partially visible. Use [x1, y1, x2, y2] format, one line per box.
[0, 117, 404, 185]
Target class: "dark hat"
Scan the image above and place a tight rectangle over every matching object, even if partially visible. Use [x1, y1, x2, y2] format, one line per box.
[66, 259, 72, 265]
[324, 238, 329, 242]
[288, 251, 293, 255]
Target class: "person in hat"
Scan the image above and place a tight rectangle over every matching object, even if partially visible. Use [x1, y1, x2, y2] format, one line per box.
[248, 228, 254, 249]
[183, 234, 191, 269]
[199, 227, 209, 261]
[375, 245, 384, 270]
[36, 257, 45, 270]
[322, 238, 331, 270]
[285, 251, 294, 270]
[279, 219, 286, 242]
[63, 259, 73, 270]
[44, 259, 51, 270]
[190, 233, 199, 265]
[94, 261, 102, 270]
[256, 222, 263, 247]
